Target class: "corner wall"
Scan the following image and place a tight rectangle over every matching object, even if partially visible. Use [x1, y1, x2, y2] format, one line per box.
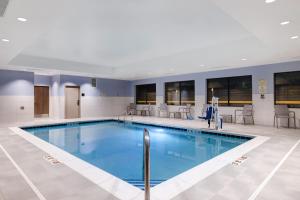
[48, 74, 133, 119]
[52, 75, 132, 118]
[0, 70, 133, 123]
[34, 74, 140, 120]
[131, 61, 300, 127]
[0, 70, 34, 123]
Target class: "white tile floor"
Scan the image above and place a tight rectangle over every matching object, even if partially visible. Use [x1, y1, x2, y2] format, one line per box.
[0, 116, 299, 200]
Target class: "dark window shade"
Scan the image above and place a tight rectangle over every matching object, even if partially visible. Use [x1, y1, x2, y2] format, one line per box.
[136, 84, 156, 105]
[207, 76, 252, 107]
[275, 71, 300, 108]
[165, 82, 180, 105]
[229, 76, 252, 106]
[180, 81, 195, 105]
[165, 81, 195, 105]
[207, 78, 228, 106]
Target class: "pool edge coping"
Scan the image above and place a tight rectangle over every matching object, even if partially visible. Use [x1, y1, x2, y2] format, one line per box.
[10, 126, 143, 200]
[10, 118, 269, 200]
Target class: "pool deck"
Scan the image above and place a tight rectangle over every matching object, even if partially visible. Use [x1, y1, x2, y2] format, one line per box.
[0, 116, 299, 200]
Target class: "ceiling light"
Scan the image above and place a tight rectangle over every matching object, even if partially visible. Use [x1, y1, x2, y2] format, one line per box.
[241, 58, 247, 61]
[280, 21, 290, 25]
[200, 64, 205, 67]
[265, 0, 276, 3]
[17, 17, 27, 22]
[290, 36, 299, 39]
[1, 39, 9, 42]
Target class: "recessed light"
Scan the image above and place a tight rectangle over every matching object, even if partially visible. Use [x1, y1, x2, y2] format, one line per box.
[17, 17, 27, 22]
[200, 64, 205, 67]
[265, 0, 276, 3]
[280, 21, 290, 26]
[290, 36, 299, 39]
[241, 58, 247, 61]
[1, 39, 10, 42]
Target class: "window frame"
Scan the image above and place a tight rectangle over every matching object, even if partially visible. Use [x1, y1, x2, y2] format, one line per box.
[274, 71, 300, 108]
[165, 80, 195, 106]
[135, 83, 156, 105]
[206, 75, 253, 107]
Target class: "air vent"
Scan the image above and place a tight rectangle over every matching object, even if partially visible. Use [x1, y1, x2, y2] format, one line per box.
[0, 0, 9, 17]
[91, 78, 97, 87]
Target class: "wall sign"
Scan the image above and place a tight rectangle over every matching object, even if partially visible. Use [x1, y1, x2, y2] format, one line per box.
[258, 79, 267, 99]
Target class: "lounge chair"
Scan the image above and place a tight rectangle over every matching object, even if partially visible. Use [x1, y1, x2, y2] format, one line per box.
[274, 105, 296, 128]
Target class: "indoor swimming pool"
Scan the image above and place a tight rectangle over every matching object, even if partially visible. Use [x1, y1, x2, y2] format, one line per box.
[23, 120, 252, 189]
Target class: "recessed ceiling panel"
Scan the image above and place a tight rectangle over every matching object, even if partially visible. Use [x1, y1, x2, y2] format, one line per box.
[1, 0, 300, 79]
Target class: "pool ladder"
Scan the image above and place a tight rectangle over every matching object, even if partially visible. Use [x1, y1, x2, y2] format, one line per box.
[143, 128, 150, 200]
[117, 112, 133, 122]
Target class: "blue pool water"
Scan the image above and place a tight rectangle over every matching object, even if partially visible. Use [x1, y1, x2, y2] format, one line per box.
[23, 120, 251, 189]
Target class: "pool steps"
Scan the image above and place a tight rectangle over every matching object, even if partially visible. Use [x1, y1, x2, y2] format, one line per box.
[124, 179, 165, 190]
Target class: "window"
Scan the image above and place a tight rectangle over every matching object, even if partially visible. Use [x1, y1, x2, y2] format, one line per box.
[275, 71, 300, 108]
[136, 84, 156, 105]
[91, 78, 97, 87]
[207, 76, 252, 106]
[165, 80, 195, 105]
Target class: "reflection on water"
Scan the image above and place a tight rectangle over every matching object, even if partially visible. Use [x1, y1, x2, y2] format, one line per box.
[26, 121, 249, 182]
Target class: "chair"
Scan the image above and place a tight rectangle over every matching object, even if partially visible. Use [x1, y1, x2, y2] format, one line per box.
[141, 105, 153, 116]
[274, 105, 296, 128]
[179, 104, 193, 119]
[127, 103, 137, 115]
[235, 105, 254, 125]
[158, 103, 168, 117]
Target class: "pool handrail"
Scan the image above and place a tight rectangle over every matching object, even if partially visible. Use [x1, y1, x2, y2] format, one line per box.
[143, 128, 150, 200]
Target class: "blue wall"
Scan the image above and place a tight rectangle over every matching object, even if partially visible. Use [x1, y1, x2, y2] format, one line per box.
[131, 61, 300, 97]
[57, 75, 131, 97]
[0, 70, 34, 96]
[34, 75, 51, 86]
[0, 60, 299, 98]
[0, 71, 132, 97]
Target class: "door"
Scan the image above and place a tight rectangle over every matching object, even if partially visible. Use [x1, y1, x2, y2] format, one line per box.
[34, 86, 49, 117]
[65, 86, 80, 119]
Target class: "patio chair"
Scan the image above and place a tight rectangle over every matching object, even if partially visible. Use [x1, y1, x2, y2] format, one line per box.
[235, 105, 254, 125]
[127, 103, 137, 115]
[158, 103, 168, 117]
[140, 104, 152, 116]
[179, 104, 193, 119]
[274, 105, 296, 128]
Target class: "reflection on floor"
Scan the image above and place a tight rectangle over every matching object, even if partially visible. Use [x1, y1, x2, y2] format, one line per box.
[0, 116, 299, 200]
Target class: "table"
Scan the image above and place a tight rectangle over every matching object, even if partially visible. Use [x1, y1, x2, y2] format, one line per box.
[137, 109, 150, 116]
[220, 114, 233, 123]
[169, 111, 181, 119]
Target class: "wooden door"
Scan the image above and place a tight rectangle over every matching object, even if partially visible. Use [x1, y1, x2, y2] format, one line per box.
[34, 86, 49, 117]
[65, 86, 80, 119]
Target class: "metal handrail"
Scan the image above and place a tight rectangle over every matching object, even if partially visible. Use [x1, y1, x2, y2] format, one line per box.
[143, 128, 150, 200]
[117, 111, 133, 122]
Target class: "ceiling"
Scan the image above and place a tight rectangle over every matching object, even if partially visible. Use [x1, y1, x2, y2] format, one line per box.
[0, 0, 299, 80]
